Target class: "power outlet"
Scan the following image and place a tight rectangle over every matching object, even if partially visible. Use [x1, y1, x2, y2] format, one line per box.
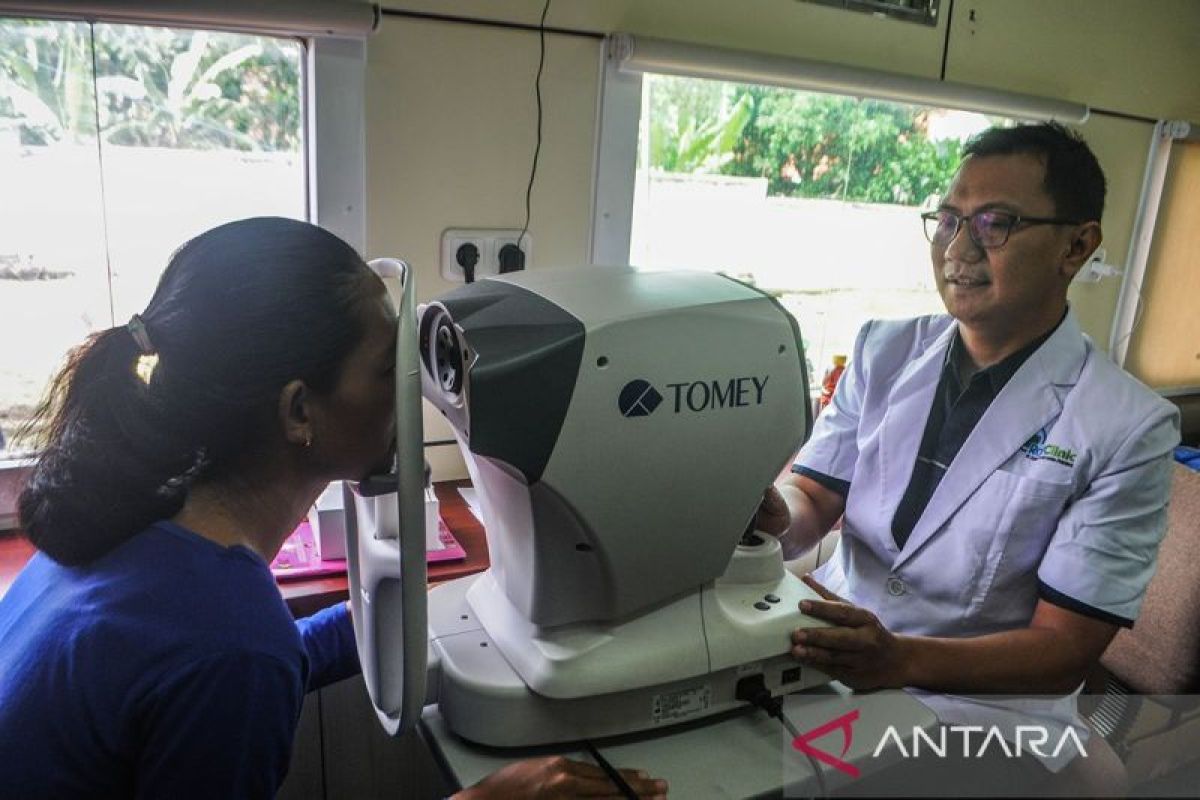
[440, 229, 532, 283]
[1075, 247, 1121, 283]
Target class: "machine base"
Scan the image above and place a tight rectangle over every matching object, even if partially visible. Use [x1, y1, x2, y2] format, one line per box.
[427, 572, 828, 747]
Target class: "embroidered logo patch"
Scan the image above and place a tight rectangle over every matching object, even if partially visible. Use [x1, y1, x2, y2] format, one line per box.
[1020, 428, 1076, 467]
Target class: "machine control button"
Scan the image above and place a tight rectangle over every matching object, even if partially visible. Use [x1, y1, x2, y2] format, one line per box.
[887, 577, 907, 596]
[764, 594, 781, 603]
[754, 601, 771, 611]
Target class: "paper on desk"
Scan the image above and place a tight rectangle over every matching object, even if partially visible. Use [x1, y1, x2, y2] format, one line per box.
[458, 488, 483, 523]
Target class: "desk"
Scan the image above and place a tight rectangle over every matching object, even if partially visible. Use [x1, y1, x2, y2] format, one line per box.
[421, 686, 938, 798]
[0, 532, 34, 598]
[0, 479, 489, 618]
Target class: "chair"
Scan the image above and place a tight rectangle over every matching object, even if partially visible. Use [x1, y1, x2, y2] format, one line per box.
[1083, 462, 1200, 785]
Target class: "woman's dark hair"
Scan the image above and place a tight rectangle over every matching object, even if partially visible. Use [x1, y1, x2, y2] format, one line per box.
[962, 121, 1107, 223]
[18, 217, 377, 565]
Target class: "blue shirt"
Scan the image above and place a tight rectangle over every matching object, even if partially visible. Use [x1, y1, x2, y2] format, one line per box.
[0, 521, 360, 799]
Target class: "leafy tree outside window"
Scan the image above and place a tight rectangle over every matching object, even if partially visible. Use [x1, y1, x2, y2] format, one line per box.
[730, 90, 962, 205]
[644, 75, 965, 205]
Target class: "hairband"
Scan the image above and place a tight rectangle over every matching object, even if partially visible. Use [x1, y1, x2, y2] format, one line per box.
[127, 314, 155, 356]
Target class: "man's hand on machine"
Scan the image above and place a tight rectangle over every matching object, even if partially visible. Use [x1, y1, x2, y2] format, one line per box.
[455, 756, 669, 799]
[754, 485, 791, 536]
[791, 575, 909, 692]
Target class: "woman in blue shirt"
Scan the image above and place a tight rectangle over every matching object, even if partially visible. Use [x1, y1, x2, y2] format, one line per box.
[0, 217, 667, 800]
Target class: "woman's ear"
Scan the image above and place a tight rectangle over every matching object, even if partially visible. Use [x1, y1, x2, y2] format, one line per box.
[278, 379, 313, 449]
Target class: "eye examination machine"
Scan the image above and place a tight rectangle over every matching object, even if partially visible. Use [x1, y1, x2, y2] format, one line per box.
[345, 263, 831, 749]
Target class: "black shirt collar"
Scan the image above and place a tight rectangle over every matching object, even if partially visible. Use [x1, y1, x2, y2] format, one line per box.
[944, 309, 1067, 397]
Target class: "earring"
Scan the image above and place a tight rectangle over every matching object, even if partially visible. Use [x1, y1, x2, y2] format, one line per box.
[304, 434, 313, 448]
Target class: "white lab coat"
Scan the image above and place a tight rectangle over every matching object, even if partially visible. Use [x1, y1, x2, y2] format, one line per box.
[797, 310, 1179, 769]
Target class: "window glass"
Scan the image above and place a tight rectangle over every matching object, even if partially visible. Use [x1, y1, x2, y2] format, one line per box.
[631, 73, 1010, 386]
[0, 19, 304, 456]
[94, 24, 305, 321]
[0, 19, 109, 456]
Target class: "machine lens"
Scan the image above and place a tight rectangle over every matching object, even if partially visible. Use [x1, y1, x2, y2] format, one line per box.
[432, 315, 464, 397]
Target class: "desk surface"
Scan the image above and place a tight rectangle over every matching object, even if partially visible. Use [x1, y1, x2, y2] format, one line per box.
[0, 480, 488, 618]
[422, 687, 938, 799]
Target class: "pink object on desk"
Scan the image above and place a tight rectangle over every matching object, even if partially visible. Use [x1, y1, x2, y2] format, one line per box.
[427, 518, 467, 563]
[270, 517, 465, 581]
[270, 520, 343, 581]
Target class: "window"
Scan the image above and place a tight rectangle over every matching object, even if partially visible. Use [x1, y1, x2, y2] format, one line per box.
[0, 18, 304, 456]
[628, 72, 1010, 384]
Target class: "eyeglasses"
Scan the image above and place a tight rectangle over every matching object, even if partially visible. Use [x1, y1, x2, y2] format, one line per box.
[920, 209, 1081, 250]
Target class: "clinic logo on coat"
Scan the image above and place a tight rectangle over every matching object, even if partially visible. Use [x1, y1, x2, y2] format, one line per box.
[618, 379, 664, 417]
[791, 709, 862, 779]
[1020, 428, 1077, 467]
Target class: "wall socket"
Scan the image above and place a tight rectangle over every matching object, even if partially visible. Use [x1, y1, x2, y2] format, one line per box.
[1075, 247, 1122, 283]
[440, 228, 532, 283]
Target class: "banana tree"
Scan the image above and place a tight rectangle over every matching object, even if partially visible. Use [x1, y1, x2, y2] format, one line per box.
[96, 27, 263, 149]
[647, 75, 753, 175]
[0, 19, 95, 144]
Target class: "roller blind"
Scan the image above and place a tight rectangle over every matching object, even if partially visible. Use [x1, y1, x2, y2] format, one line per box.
[1124, 140, 1200, 391]
[0, 0, 378, 37]
[611, 34, 1089, 124]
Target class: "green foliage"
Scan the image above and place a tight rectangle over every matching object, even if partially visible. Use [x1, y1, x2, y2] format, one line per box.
[646, 75, 753, 173]
[725, 89, 962, 205]
[95, 26, 299, 151]
[209, 44, 301, 152]
[643, 74, 963, 207]
[0, 20, 95, 144]
[0, 19, 301, 151]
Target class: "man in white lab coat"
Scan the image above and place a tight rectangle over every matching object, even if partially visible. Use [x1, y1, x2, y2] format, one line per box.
[758, 123, 1180, 793]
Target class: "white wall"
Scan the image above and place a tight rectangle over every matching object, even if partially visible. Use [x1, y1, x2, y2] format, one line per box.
[365, 15, 602, 476]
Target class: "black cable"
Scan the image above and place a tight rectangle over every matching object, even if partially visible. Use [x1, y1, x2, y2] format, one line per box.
[938, 0, 955, 82]
[378, 7, 602, 41]
[736, 675, 828, 799]
[1091, 107, 1158, 125]
[584, 740, 639, 800]
[87, 23, 116, 328]
[516, 0, 550, 259]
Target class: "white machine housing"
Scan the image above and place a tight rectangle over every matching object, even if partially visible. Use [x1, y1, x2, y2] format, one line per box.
[410, 267, 830, 746]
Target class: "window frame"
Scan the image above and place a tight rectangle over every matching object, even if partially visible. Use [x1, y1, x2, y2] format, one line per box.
[588, 40, 642, 267]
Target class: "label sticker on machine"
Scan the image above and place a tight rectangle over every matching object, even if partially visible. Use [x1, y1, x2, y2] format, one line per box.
[651, 685, 712, 724]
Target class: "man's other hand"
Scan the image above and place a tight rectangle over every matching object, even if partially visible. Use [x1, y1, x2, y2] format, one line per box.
[791, 575, 908, 692]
